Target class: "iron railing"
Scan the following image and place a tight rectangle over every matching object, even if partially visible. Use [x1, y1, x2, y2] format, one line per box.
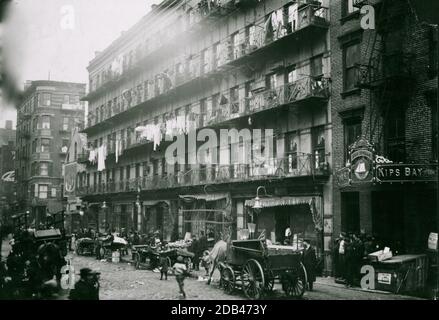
[76, 153, 330, 196]
[85, 4, 329, 130]
[356, 51, 413, 88]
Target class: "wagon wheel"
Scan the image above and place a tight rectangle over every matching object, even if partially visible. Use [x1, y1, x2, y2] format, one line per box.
[242, 259, 265, 300]
[264, 270, 275, 292]
[282, 262, 307, 298]
[220, 266, 235, 294]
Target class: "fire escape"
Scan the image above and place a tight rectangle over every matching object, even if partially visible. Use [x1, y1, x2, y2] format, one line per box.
[354, 0, 415, 159]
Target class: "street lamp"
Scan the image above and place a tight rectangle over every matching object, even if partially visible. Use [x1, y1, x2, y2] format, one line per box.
[248, 186, 268, 238]
[253, 186, 267, 210]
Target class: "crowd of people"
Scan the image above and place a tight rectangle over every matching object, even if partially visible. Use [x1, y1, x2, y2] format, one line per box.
[333, 232, 393, 287]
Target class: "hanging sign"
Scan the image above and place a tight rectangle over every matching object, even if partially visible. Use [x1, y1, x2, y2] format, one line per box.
[350, 137, 374, 183]
[375, 164, 437, 183]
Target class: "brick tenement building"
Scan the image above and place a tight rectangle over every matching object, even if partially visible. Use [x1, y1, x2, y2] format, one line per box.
[79, 0, 334, 273]
[0, 120, 16, 226]
[15, 81, 86, 227]
[331, 0, 438, 273]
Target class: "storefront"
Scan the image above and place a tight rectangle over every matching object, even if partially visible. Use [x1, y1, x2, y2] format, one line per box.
[335, 137, 438, 295]
[178, 193, 233, 241]
[244, 196, 324, 256]
[142, 200, 172, 239]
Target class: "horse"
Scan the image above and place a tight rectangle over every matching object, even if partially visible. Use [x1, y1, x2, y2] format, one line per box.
[206, 232, 231, 285]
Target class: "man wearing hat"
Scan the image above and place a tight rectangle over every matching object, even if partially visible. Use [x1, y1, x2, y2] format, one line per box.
[302, 239, 317, 291]
[68, 268, 100, 300]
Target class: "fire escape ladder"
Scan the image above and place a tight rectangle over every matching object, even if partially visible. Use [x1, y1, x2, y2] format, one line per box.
[363, 0, 389, 144]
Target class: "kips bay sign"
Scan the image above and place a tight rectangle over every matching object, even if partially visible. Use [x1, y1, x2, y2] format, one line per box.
[376, 164, 437, 183]
[336, 137, 438, 187]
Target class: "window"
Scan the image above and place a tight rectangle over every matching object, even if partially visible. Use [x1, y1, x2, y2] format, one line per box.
[135, 163, 140, 178]
[312, 126, 326, 170]
[121, 129, 126, 150]
[62, 117, 69, 131]
[41, 138, 51, 153]
[212, 42, 220, 69]
[212, 93, 220, 118]
[266, 73, 277, 90]
[100, 105, 105, 121]
[119, 167, 124, 182]
[41, 115, 51, 129]
[51, 187, 57, 198]
[286, 66, 297, 84]
[38, 184, 48, 199]
[40, 163, 49, 176]
[63, 95, 70, 104]
[343, 42, 361, 91]
[33, 117, 39, 130]
[231, 32, 240, 59]
[385, 109, 405, 162]
[311, 55, 323, 79]
[42, 93, 51, 106]
[200, 49, 209, 75]
[344, 120, 362, 162]
[243, 81, 254, 112]
[126, 127, 132, 147]
[246, 25, 256, 47]
[343, 0, 359, 17]
[62, 139, 69, 152]
[230, 86, 239, 114]
[126, 166, 131, 180]
[72, 95, 80, 105]
[32, 139, 37, 153]
[285, 132, 298, 171]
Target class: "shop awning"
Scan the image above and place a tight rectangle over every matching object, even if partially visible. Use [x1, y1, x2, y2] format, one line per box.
[179, 193, 229, 202]
[245, 196, 323, 231]
[245, 196, 318, 208]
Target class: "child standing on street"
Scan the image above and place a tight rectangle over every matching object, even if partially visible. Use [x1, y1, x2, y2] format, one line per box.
[159, 255, 169, 280]
[173, 256, 189, 299]
[201, 250, 211, 276]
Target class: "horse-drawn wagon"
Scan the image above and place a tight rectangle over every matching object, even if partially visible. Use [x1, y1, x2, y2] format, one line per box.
[132, 244, 194, 271]
[219, 239, 307, 299]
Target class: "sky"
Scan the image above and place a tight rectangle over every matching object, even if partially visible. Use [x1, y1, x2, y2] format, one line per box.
[0, 0, 162, 128]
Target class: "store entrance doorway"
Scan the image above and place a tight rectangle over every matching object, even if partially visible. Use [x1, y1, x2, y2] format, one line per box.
[341, 192, 360, 234]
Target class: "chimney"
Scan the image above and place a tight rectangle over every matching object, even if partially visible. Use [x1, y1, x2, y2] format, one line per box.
[5, 120, 13, 130]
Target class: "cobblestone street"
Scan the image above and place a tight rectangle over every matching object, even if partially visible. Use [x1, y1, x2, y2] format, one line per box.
[64, 253, 244, 300]
[1, 240, 425, 300]
[62, 253, 422, 300]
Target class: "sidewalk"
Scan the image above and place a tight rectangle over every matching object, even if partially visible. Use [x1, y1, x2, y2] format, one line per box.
[315, 276, 425, 300]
